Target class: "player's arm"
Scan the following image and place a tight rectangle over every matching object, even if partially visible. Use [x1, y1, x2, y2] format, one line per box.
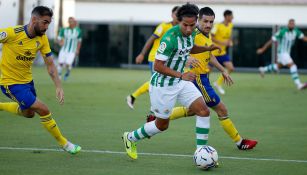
[154, 59, 195, 81]
[57, 28, 65, 46]
[209, 53, 233, 86]
[191, 44, 221, 54]
[211, 34, 229, 46]
[256, 39, 273, 55]
[44, 56, 64, 105]
[76, 29, 82, 56]
[135, 35, 158, 64]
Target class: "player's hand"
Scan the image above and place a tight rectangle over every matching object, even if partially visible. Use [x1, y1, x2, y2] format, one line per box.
[135, 54, 144, 64]
[228, 40, 233, 47]
[56, 87, 64, 105]
[186, 57, 201, 68]
[256, 48, 264, 55]
[222, 71, 233, 86]
[209, 44, 222, 53]
[181, 72, 196, 81]
[59, 40, 64, 46]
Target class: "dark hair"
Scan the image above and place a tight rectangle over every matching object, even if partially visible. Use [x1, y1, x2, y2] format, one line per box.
[31, 6, 53, 17]
[176, 3, 199, 21]
[172, 6, 180, 13]
[199, 7, 215, 18]
[223, 10, 232, 17]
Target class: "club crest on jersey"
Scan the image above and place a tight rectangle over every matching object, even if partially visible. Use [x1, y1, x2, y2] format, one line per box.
[0, 31, 7, 40]
[158, 42, 167, 53]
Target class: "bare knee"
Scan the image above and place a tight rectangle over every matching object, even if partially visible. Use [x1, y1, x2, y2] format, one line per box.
[22, 110, 35, 118]
[217, 108, 228, 118]
[155, 119, 169, 131]
[197, 108, 210, 117]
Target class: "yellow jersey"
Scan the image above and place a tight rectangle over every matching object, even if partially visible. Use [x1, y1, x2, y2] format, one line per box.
[189, 28, 212, 75]
[148, 22, 174, 62]
[0, 25, 52, 85]
[211, 22, 233, 56]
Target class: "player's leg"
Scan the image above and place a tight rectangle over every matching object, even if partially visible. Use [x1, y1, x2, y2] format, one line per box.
[57, 51, 66, 79]
[214, 55, 231, 95]
[30, 98, 81, 154]
[178, 81, 210, 148]
[211, 102, 258, 150]
[286, 62, 307, 90]
[126, 81, 150, 109]
[123, 84, 177, 159]
[63, 53, 76, 81]
[126, 62, 154, 109]
[0, 84, 29, 116]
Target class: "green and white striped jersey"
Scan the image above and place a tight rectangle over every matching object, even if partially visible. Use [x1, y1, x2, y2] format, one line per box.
[58, 27, 82, 53]
[272, 27, 304, 54]
[151, 25, 195, 87]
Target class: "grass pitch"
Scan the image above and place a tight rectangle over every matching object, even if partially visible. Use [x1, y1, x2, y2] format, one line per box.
[0, 67, 306, 175]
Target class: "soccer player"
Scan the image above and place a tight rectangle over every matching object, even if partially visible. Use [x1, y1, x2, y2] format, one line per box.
[211, 10, 234, 95]
[257, 19, 307, 90]
[0, 6, 81, 154]
[122, 3, 221, 160]
[147, 7, 258, 150]
[57, 17, 82, 81]
[126, 6, 179, 109]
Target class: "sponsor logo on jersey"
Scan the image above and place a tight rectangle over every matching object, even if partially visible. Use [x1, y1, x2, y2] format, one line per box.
[18, 41, 23, 45]
[0, 31, 7, 40]
[179, 49, 191, 56]
[158, 42, 167, 53]
[16, 51, 34, 61]
[25, 50, 32, 56]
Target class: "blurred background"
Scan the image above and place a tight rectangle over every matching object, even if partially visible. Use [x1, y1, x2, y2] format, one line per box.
[1, 0, 307, 70]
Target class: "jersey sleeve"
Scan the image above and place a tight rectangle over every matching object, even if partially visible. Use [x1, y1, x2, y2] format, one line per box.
[153, 23, 165, 38]
[272, 28, 284, 41]
[40, 35, 52, 58]
[57, 28, 64, 40]
[155, 35, 174, 61]
[0, 28, 14, 43]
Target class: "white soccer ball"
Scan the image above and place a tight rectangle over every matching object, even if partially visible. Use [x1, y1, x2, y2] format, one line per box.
[193, 145, 218, 170]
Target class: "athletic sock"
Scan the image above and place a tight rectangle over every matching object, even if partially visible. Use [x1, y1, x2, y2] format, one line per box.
[0, 102, 22, 116]
[196, 116, 210, 148]
[132, 81, 149, 98]
[219, 117, 242, 144]
[40, 113, 68, 147]
[128, 121, 162, 142]
[169, 107, 188, 120]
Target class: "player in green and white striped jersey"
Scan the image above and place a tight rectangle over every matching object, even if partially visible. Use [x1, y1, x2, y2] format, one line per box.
[57, 17, 82, 81]
[257, 19, 307, 90]
[122, 3, 221, 160]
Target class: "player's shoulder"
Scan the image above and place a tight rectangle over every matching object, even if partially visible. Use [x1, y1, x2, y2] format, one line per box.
[12, 25, 25, 34]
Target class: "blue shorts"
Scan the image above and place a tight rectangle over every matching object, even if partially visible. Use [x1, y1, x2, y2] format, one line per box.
[193, 74, 220, 107]
[1, 81, 37, 110]
[216, 54, 230, 65]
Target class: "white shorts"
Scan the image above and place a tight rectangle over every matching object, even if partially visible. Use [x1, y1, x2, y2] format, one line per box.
[149, 81, 203, 119]
[277, 53, 293, 66]
[58, 51, 76, 65]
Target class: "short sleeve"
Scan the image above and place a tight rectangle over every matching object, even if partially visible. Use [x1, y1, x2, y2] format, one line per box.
[155, 35, 174, 61]
[57, 28, 64, 40]
[272, 30, 281, 41]
[40, 35, 52, 58]
[0, 28, 14, 43]
[153, 23, 165, 38]
[77, 28, 82, 42]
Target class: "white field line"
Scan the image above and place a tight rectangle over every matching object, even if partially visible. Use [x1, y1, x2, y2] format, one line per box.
[0, 146, 307, 163]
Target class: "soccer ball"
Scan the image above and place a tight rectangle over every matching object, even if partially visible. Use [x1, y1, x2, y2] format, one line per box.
[193, 145, 218, 170]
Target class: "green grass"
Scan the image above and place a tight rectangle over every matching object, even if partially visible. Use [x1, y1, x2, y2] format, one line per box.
[0, 67, 307, 175]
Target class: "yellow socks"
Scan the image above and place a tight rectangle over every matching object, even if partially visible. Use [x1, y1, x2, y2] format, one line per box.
[132, 81, 150, 98]
[169, 107, 188, 120]
[219, 118, 242, 143]
[216, 74, 224, 86]
[40, 113, 68, 147]
[0, 102, 22, 115]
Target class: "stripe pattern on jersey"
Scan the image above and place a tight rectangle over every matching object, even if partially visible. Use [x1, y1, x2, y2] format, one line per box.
[151, 35, 193, 87]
